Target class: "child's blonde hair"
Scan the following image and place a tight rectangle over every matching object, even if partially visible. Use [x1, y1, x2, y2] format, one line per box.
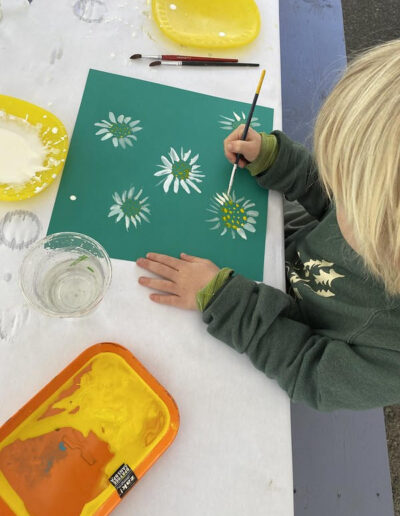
[314, 39, 400, 295]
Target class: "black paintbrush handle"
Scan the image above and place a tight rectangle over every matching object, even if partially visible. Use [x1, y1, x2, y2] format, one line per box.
[182, 61, 259, 67]
[235, 93, 259, 165]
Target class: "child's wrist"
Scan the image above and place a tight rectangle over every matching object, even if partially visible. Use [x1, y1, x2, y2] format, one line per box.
[247, 133, 279, 176]
[196, 267, 234, 312]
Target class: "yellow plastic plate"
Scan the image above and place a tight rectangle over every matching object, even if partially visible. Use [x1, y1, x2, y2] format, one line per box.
[152, 0, 261, 49]
[0, 95, 68, 202]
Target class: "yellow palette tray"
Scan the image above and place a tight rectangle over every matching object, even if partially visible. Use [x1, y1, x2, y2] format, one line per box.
[0, 95, 68, 201]
[0, 343, 179, 516]
[152, 0, 261, 49]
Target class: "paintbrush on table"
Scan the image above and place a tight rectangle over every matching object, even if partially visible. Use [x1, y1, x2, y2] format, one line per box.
[227, 69, 266, 197]
[150, 61, 259, 68]
[131, 53, 238, 63]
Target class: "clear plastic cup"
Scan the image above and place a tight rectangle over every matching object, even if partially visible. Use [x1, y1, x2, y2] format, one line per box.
[20, 232, 112, 317]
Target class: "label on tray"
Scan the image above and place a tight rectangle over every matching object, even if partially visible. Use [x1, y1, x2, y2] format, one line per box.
[109, 463, 137, 497]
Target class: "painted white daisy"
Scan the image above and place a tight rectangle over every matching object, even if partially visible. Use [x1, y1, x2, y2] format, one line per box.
[94, 111, 142, 149]
[206, 191, 259, 240]
[219, 111, 261, 131]
[154, 147, 204, 194]
[108, 186, 151, 230]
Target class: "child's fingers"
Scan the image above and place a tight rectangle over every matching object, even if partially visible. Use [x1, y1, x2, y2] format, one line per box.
[138, 276, 177, 294]
[136, 257, 176, 280]
[180, 253, 209, 263]
[224, 124, 245, 143]
[227, 140, 248, 156]
[145, 252, 181, 271]
[149, 293, 181, 307]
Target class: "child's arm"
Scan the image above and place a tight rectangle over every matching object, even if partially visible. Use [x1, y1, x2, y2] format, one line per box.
[225, 127, 330, 220]
[202, 274, 400, 411]
[137, 253, 400, 411]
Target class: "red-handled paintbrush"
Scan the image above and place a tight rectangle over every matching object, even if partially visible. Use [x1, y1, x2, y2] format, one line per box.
[130, 53, 238, 62]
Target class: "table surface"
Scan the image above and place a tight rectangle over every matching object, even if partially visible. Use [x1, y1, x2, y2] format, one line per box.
[0, 1, 292, 515]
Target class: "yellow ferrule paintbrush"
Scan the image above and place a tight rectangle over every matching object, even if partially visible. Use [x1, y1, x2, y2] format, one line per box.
[227, 69, 266, 197]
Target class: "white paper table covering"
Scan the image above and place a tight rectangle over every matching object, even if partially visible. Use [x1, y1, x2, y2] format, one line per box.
[0, 1, 292, 515]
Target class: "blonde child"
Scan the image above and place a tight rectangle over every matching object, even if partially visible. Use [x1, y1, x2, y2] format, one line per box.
[137, 40, 400, 411]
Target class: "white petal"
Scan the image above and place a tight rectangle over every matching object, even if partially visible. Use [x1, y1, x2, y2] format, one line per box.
[183, 150, 191, 161]
[117, 114, 124, 123]
[161, 156, 172, 168]
[243, 223, 255, 233]
[95, 122, 111, 128]
[95, 128, 109, 135]
[243, 201, 255, 208]
[135, 215, 142, 224]
[219, 121, 234, 125]
[206, 217, 220, 222]
[169, 148, 179, 162]
[116, 212, 124, 222]
[141, 206, 151, 213]
[220, 228, 227, 236]
[124, 116, 131, 123]
[119, 139, 126, 149]
[125, 216, 130, 230]
[130, 216, 137, 228]
[163, 174, 174, 193]
[221, 127, 231, 130]
[233, 111, 241, 121]
[251, 122, 261, 127]
[134, 188, 143, 200]
[140, 196, 149, 204]
[188, 177, 202, 183]
[101, 133, 113, 141]
[112, 137, 118, 147]
[140, 212, 150, 223]
[209, 223, 220, 230]
[122, 190, 127, 202]
[220, 115, 235, 121]
[128, 187, 135, 198]
[154, 169, 172, 177]
[109, 112, 116, 123]
[129, 120, 141, 127]
[247, 210, 259, 217]
[113, 192, 122, 204]
[130, 127, 142, 133]
[186, 179, 201, 193]
[237, 228, 247, 239]
[125, 138, 133, 147]
[189, 154, 199, 165]
[173, 177, 179, 193]
[246, 217, 256, 224]
[180, 180, 190, 194]
[241, 112, 246, 119]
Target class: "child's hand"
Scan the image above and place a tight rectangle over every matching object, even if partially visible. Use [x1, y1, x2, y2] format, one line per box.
[137, 252, 220, 310]
[224, 125, 262, 168]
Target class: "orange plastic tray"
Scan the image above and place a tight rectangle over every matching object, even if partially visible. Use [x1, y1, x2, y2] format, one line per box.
[0, 343, 179, 516]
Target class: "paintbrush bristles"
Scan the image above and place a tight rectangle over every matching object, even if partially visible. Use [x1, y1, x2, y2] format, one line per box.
[130, 54, 142, 59]
[227, 164, 237, 198]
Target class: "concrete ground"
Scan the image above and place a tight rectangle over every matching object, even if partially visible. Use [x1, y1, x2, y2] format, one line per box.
[341, 2, 400, 514]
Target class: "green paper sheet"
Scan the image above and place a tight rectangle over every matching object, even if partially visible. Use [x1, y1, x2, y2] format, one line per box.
[48, 69, 274, 281]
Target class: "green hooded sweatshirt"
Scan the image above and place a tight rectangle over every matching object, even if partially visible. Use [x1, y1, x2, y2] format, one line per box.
[200, 131, 400, 411]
